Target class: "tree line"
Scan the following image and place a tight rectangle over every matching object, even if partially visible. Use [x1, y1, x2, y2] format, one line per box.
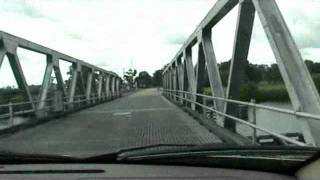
[2, 59, 320, 104]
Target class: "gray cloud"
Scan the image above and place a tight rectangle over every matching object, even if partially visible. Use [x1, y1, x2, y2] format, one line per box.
[276, 0, 320, 49]
[166, 32, 188, 45]
[66, 32, 83, 40]
[1, 1, 43, 18]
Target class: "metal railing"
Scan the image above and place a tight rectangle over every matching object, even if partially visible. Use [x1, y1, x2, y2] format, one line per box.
[161, 89, 316, 147]
[0, 92, 121, 129]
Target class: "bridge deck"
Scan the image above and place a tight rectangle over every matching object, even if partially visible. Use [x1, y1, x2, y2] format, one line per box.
[0, 88, 222, 157]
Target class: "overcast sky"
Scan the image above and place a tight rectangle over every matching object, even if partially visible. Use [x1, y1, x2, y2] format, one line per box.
[0, 0, 319, 87]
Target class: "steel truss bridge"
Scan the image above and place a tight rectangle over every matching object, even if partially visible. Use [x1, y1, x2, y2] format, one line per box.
[0, 0, 319, 154]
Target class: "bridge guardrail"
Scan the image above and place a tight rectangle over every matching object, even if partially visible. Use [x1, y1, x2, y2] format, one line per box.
[0, 92, 122, 129]
[161, 89, 314, 147]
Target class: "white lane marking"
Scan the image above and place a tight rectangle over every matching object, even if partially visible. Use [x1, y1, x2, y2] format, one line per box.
[79, 108, 177, 114]
[113, 112, 132, 116]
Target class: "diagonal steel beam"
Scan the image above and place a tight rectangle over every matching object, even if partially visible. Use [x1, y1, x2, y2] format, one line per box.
[201, 30, 225, 112]
[7, 52, 35, 110]
[0, 48, 5, 69]
[53, 60, 67, 97]
[253, 0, 320, 145]
[225, 0, 255, 132]
[195, 43, 206, 113]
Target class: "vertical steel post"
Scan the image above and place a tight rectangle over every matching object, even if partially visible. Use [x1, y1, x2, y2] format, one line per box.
[9, 102, 13, 127]
[68, 63, 79, 109]
[37, 54, 54, 117]
[184, 47, 197, 110]
[105, 75, 110, 100]
[111, 76, 115, 98]
[116, 78, 120, 97]
[53, 60, 67, 99]
[97, 73, 103, 100]
[86, 69, 93, 104]
[251, 99, 257, 144]
[172, 63, 178, 101]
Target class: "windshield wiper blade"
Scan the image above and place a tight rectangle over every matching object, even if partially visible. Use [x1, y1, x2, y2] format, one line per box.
[117, 144, 319, 162]
[85, 143, 197, 162]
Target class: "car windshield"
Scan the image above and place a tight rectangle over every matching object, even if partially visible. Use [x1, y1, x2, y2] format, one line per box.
[0, 0, 319, 163]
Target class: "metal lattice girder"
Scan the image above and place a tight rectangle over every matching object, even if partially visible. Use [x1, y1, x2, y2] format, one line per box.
[0, 31, 121, 118]
[162, 0, 320, 146]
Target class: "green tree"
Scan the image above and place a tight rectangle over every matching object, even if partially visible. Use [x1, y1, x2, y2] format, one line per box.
[123, 68, 137, 88]
[266, 64, 282, 83]
[136, 71, 152, 88]
[152, 69, 163, 87]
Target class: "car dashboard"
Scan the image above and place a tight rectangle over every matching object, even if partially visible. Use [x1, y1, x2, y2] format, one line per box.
[0, 164, 296, 180]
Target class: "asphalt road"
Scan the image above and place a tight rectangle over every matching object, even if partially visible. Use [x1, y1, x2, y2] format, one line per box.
[0, 88, 222, 157]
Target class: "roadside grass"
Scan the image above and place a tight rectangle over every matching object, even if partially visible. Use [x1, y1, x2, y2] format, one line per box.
[202, 83, 289, 103]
